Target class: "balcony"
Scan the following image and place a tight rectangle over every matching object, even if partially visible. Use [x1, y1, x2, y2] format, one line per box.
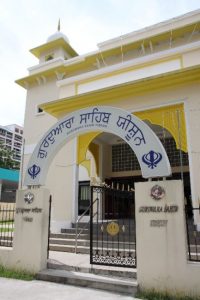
[14, 135, 22, 142]
[0, 130, 6, 136]
[14, 142, 21, 148]
[5, 139, 12, 145]
[13, 155, 21, 161]
[6, 133, 13, 138]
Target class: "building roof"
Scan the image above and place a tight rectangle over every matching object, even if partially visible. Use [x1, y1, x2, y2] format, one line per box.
[30, 37, 78, 59]
[98, 9, 200, 51]
[47, 30, 69, 43]
[16, 9, 200, 89]
[0, 168, 19, 183]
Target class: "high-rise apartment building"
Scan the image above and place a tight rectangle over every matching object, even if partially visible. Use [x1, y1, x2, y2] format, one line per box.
[0, 124, 23, 164]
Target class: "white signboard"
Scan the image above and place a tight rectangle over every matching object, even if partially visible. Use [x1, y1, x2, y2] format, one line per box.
[24, 106, 171, 186]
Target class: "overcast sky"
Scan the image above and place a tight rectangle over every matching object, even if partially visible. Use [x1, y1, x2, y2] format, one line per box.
[0, 0, 200, 127]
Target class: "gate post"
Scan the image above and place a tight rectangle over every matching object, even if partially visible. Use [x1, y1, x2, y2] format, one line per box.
[12, 187, 50, 272]
[135, 180, 193, 294]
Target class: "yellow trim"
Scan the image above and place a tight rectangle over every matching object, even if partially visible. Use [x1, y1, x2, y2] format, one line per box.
[16, 54, 181, 89]
[89, 143, 100, 176]
[77, 132, 100, 164]
[40, 65, 200, 117]
[135, 103, 187, 152]
[75, 83, 78, 95]
[77, 55, 182, 86]
[15, 65, 67, 88]
[80, 160, 91, 177]
[180, 56, 184, 69]
[77, 133, 100, 177]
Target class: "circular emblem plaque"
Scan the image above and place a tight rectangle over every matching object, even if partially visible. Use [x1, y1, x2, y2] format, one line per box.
[106, 222, 119, 236]
[150, 185, 165, 200]
[24, 192, 34, 204]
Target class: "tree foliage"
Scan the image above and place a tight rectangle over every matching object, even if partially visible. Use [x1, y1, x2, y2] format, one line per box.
[0, 143, 20, 170]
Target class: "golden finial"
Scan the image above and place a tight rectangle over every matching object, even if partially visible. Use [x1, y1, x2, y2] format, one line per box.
[58, 19, 60, 31]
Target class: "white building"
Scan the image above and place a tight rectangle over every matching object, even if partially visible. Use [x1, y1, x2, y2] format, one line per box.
[16, 9, 200, 234]
[0, 124, 23, 165]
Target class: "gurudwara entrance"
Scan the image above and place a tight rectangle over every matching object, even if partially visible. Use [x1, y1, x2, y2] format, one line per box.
[24, 106, 171, 269]
[1, 11, 200, 296]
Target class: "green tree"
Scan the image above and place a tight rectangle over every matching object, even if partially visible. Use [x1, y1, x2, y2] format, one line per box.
[0, 143, 20, 170]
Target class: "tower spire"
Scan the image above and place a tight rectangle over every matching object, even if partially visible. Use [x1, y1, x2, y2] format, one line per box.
[57, 18, 60, 32]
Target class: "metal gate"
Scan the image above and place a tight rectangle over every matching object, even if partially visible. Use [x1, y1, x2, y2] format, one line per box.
[90, 185, 136, 268]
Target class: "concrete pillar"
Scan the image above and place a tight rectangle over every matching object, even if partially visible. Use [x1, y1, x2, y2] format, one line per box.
[13, 188, 50, 272]
[135, 180, 200, 295]
[72, 163, 79, 223]
[48, 140, 77, 233]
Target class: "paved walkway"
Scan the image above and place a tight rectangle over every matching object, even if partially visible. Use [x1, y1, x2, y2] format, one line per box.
[49, 251, 93, 268]
[0, 277, 137, 300]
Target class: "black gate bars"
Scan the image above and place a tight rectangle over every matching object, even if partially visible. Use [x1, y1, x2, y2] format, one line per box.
[90, 185, 136, 268]
[185, 205, 200, 262]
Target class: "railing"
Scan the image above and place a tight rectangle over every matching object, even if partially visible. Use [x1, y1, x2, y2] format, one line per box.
[47, 196, 52, 258]
[0, 204, 15, 247]
[75, 198, 98, 254]
[185, 206, 200, 262]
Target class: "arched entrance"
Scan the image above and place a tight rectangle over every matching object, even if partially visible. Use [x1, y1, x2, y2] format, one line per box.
[25, 106, 171, 186]
[24, 106, 171, 268]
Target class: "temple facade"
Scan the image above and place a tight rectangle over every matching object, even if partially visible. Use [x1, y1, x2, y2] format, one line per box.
[16, 9, 200, 232]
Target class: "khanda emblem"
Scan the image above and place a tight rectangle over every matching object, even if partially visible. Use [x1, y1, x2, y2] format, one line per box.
[142, 150, 162, 169]
[28, 164, 41, 179]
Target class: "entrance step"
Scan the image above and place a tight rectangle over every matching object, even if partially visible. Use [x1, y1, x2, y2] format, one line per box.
[49, 243, 136, 255]
[47, 258, 137, 279]
[49, 244, 89, 254]
[71, 221, 136, 229]
[61, 228, 89, 234]
[51, 233, 89, 240]
[50, 232, 136, 242]
[49, 222, 136, 255]
[50, 236, 136, 247]
[37, 268, 138, 295]
[49, 227, 136, 254]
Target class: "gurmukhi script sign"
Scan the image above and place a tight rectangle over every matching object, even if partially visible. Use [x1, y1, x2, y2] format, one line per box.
[24, 106, 171, 186]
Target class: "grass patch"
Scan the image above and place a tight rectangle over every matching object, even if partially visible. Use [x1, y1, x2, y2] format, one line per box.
[136, 290, 200, 300]
[0, 220, 14, 225]
[0, 228, 14, 233]
[0, 265, 36, 281]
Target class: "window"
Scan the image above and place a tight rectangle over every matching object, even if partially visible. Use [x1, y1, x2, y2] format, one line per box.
[112, 143, 140, 172]
[160, 137, 189, 167]
[112, 138, 189, 172]
[45, 54, 54, 61]
[78, 181, 90, 215]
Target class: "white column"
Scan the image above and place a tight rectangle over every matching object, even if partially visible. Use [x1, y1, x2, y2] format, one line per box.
[184, 101, 200, 228]
[72, 137, 79, 223]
